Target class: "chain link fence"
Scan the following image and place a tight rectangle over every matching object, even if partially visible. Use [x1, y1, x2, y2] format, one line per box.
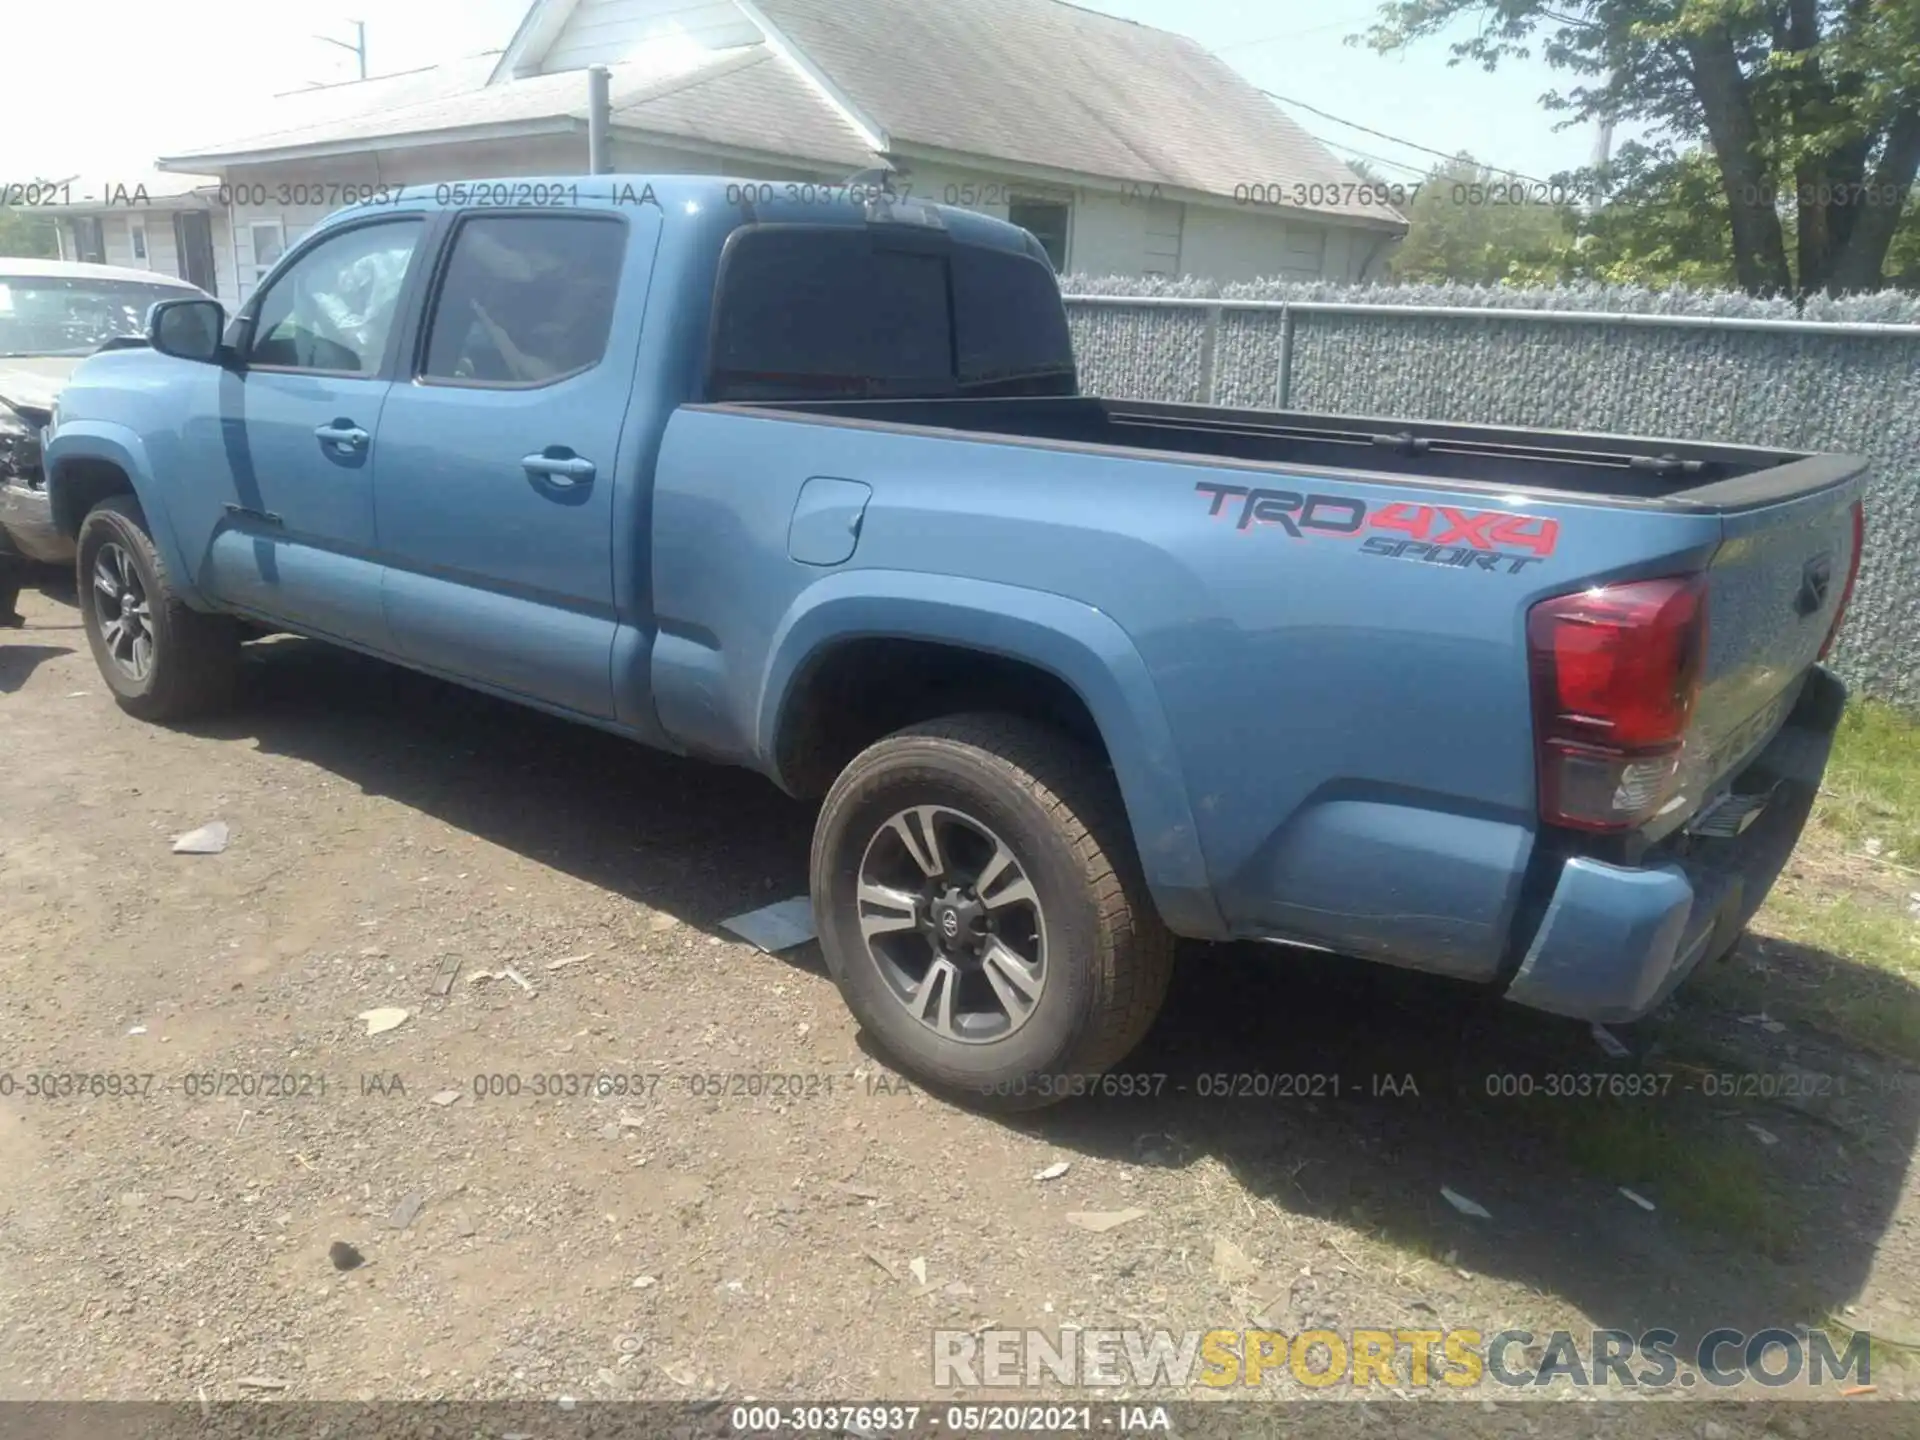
[1061, 283, 1920, 710]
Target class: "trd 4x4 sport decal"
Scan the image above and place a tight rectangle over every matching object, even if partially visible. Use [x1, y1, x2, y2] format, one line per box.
[1194, 481, 1559, 576]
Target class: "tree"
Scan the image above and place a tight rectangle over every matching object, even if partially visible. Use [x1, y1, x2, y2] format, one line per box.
[1554, 142, 1741, 287]
[0, 205, 58, 260]
[1390, 156, 1575, 282]
[1367, 1, 1920, 296]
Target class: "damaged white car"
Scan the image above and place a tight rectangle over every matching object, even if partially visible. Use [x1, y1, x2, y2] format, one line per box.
[1, 259, 209, 625]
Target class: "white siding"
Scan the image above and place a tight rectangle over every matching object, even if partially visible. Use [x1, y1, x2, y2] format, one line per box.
[1177, 203, 1374, 284]
[80, 211, 227, 295]
[871, 160, 1383, 282]
[541, 0, 761, 73]
[1065, 189, 1182, 278]
[1143, 201, 1183, 277]
[98, 216, 137, 270]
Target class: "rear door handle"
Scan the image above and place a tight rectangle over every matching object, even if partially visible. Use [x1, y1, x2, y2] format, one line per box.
[314, 420, 369, 453]
[522, 449, 596, 487]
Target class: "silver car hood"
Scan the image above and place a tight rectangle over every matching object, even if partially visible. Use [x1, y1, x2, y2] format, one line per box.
[0, 358, 84, 419]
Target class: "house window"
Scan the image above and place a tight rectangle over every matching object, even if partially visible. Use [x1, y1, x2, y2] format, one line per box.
[72, 217, 106, 265]
[130, 222, 149, 266]
[250, 220, 287, 286]
[1008, 198, 1070, 272]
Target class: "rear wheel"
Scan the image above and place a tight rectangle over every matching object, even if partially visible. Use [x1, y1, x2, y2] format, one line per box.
[77, 495, 238, 721]
[811, 714, 1174, 1110]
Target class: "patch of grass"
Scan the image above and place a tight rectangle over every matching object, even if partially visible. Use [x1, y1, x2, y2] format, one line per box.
[1761, 889, 1920, 982]
[1563, 1105, 1795, 1257]
[1807, 700, 1920, 863]
[1507, 1099, 1797, 1258]
[1745, 892, 1920, 1063]
[1725, 699, 1920, 1061]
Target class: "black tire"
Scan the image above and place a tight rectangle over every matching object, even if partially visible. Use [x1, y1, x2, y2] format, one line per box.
[811, 713, 1175, 1110]
[76, 494, 238, 721]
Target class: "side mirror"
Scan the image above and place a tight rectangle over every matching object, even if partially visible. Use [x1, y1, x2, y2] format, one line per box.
[147, 298, 227, 363]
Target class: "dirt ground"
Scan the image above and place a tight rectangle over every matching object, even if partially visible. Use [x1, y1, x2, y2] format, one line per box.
[1, 577, 1916, 1425]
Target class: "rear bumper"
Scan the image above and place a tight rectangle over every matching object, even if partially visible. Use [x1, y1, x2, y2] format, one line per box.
[1502, 667, 1844, 1024]
[0, 477, 72, 565]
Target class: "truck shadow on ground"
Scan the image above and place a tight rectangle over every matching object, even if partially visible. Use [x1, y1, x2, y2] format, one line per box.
[206, 636, 1919, 1366]
[1036, 942, 1919, 1362]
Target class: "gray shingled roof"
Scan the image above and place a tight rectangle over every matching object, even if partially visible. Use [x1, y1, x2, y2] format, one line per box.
[609, 48, 871, 168]
[755, 0, 1403, 226]
[161, 46, 871, 172]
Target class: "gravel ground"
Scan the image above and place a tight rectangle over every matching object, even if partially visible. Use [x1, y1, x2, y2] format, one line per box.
[1, 581, 1915, 1424]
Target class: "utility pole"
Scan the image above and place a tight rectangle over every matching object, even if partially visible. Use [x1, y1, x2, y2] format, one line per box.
[587, 66, 611, 175]
[1590, 115, 1615, 211]
[317, 20, 368, 81]
[1589, 66, 1624, 212]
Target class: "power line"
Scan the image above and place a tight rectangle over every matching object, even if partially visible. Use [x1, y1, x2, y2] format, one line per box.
[1309, 135, 1430, 180]
[1259, 86, 1563, 189]
[1217, 13, 1374, 51]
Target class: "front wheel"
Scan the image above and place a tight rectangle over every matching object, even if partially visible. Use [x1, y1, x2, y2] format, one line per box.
[810, 714, 1174, 1110]
[77, 495, 238, 721]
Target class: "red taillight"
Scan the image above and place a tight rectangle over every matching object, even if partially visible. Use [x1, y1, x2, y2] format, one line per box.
[1528, 575, 1709, 833]
[1818, 499, 1865, 661]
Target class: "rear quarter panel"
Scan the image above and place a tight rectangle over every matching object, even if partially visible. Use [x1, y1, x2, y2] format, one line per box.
[652, 409, 1730, 974]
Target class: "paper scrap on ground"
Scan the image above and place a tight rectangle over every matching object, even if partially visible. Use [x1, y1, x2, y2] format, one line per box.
[1620, 1187, 1657, 1211]
[1033, 1161, 1071, 1182]
[359, 1007, 409, 1037]
[1065, 1208, 1147, 1233]
[720, 896, 817, 953]
[171, 822, 229, 855]
[1441, 1186, 1491, 1219]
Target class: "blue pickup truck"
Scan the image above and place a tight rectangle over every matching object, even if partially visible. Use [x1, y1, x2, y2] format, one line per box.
[40, 177, 1865, 1106]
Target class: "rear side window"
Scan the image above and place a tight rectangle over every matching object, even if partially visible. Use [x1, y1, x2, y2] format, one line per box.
[952, 242, 1075, 389]
[708, 226, 1074, 401]
[421, 214, 625, 385]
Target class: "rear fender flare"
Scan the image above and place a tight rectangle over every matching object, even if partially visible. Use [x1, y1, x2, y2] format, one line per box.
[757, 569, 1226, 939]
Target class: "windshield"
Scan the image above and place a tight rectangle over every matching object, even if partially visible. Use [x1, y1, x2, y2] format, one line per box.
[0, 275, 190, 358]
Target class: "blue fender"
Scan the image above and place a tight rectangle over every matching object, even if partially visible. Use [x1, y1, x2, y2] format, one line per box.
[755, 569, 1228, 939]
[45, 422, 210, 609]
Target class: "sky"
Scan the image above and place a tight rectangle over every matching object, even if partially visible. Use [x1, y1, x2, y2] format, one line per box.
[0, 0, 1629, 187]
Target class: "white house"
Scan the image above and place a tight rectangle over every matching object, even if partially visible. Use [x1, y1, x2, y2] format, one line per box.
[50, 0, 1407, 307]
[45, 170, 226, 294]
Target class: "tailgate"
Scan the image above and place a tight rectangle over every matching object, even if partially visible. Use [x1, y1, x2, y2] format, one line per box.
[1684, 469, 1866, 812]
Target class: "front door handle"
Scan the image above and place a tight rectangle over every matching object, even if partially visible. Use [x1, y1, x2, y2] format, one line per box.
[314, 419, 369, 453]
[521, 449, 596, 488]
